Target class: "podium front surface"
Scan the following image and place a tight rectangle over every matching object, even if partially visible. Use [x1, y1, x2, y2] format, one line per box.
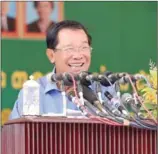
[2, 117, 157, 154]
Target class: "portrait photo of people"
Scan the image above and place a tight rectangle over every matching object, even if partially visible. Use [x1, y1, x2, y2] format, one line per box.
[1, 1, 17, 33]
[26, 1, 60, 34]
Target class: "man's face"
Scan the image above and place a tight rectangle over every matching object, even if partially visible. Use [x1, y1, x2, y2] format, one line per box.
[36, 2, 53, 21]
[1, 2, 9, 17]
[48, 28, 91, 74]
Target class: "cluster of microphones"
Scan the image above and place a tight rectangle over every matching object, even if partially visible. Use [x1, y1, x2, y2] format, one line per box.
[47, 71, 157, 130]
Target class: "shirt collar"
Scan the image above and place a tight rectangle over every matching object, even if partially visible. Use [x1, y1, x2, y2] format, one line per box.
[44, 67, 60, 93]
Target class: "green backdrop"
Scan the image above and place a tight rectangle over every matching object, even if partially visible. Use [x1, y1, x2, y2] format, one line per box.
[1, 2, 157, 124]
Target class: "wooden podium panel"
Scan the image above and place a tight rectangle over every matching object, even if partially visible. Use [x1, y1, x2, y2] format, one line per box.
[2, 117, 157, 154]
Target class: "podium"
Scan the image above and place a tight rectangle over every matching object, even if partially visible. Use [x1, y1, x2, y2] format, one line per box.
[2, 117, 157, 154]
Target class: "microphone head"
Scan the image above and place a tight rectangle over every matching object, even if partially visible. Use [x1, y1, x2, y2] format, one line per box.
[100, 71, 124, 86]
[79, 71, 89, 78]
[47, 72, 63, 83]
[63, 72, 81, 86]
[87, 73, 99, 81]
[121, 93, 139, 113]
[119, 74, 143, 84]
[79, 71, 92, 86]
[104, 71, 113, 76]
[82, 85, 98, 103]
[121, 93, 133, 105]
[108, 72, 126, 79]
[134, 74, 144, 80]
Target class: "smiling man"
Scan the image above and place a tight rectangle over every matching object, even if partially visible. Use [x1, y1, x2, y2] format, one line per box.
[46, 20, 92, 74]
[9, 20, 116, 119]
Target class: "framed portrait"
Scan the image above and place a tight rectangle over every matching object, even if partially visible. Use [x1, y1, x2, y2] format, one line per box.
[1, 1, 18, 38]
[22, 1, 64, 39]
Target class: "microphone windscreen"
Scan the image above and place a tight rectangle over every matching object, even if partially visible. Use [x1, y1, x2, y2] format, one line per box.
[82, 85, 98, 103]
[80, 71, 92, 86]
[121, 93, 139, 113]
[121, 93, 133, 105]
[100, 71, 116, 86]
[47, 72, 63, 83]
[104, 71, 113, 76]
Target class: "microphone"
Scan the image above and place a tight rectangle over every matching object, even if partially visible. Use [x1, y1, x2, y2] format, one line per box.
[62, 72, 77, 86]
[78, 71, 92, 86]
[99, 74, 117, 86]
[121, 93, 140, 113]
[47, 73, 63, 82]
[121, 93, 157, 130]
[47, 72, 85, 86]
[104, 91, 128, 116]
[66, 91, 89, 116]
[107, 72, 127, 80]
[82, 85, 109, 115]
[98, 72, 126, 86]
[79, 71, 116, 86]
[102, 101, 121, 117]
[61, 72, 91, 86]
[84, 71, 126, 86]
[48, 71, 143, 87]
[118, 74, 145, 84]
[84, 99, 107, 117]
[100, 72, 128, 86]
[72, 72, 144, 85]
[67, 88, 107, 117]
[98, 72, 145, 86]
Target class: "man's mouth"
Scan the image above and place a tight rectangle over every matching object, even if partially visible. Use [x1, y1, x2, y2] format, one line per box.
[68, 63, 84, 67]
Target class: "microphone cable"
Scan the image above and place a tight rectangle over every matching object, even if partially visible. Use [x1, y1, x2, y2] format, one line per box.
[119, 99, 157, 130]
[68, 73, 122, 126]
[126, 73, 157, 123]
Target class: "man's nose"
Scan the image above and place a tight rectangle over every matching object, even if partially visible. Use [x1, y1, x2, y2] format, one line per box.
[71, 51, 83, 59]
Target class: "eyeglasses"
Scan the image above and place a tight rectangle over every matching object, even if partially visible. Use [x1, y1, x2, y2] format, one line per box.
[55, 45, 93, 54]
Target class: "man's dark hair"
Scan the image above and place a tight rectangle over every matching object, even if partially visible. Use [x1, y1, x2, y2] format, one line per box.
[46, 20, 92, 50]
[34, 1, 54, 8]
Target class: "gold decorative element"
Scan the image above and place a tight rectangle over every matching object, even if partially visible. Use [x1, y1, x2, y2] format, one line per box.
[1, 108, 11, 125]
[100, 65, 107, 73]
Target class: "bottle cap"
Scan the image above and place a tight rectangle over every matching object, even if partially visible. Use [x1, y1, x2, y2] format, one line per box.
[23, 75, 40, 88]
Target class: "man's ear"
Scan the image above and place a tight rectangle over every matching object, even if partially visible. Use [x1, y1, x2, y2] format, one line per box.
[46, 48, 55, 64]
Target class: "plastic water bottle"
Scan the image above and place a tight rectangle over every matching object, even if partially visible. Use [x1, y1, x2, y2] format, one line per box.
[22, 75, 40, 116]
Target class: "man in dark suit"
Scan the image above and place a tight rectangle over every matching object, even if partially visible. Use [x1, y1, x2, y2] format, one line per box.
[27, 1, 55, 33]
[1, 2, 16, 32]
